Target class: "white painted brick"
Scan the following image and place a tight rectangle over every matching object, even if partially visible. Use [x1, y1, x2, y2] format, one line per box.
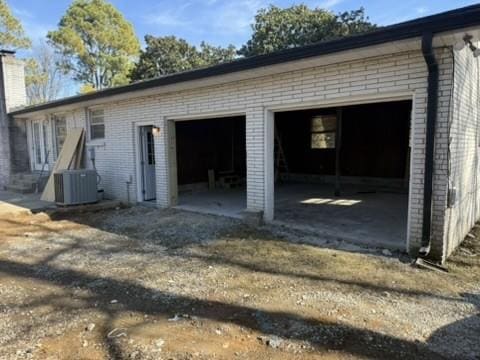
[442, 45, 480, 261]
[16, 47, 456, 260]
[0, 54, 27, 186]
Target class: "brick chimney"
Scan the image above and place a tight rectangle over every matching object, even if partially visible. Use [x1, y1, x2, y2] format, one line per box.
[0, 50, 27, 187]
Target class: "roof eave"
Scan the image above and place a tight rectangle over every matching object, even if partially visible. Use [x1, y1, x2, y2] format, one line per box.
[9, 3, 480, 117]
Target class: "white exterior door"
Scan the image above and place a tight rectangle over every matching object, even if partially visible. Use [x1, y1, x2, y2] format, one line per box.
[140, 126, 156, 201]
[31, 120, 48, 171]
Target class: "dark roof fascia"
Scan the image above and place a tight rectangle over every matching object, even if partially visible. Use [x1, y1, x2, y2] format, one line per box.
[10, 4, 480, 116]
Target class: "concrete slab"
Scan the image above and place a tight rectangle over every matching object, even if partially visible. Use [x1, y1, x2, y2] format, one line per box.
[0, 191, 55, 215]
[176, 188, 247, 218]
[274, 183, 408, 251]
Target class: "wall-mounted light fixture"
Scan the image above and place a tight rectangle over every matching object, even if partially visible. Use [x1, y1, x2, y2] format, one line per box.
[152, 126, 161, 136]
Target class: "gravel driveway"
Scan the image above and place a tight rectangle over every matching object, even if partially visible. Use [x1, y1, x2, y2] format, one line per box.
[0, 206, 478, 359]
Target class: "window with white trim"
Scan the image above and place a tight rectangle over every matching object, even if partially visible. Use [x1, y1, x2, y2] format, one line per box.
[52, 114, 67, 158]
[311, 114, 337, 149]
[89, 109, 105, 140]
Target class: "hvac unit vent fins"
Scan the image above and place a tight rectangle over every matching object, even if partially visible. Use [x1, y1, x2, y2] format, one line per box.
[54, 169, 98, 206]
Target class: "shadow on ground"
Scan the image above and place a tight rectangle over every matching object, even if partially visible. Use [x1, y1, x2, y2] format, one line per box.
[0, 257, 458, 360]
[0, 208, 479, 359]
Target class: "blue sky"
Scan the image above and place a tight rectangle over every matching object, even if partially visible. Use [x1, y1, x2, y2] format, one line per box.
[11, 0, 478, 52]
[10, 0, 477, 95]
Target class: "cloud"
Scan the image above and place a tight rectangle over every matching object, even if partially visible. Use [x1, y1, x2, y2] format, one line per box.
[317, 0, 343, 9]
[144, 12, 188, 27]
[24, 22, 51, 41]
[11, 5, 52, 45]
[142, 0, 267, 42]
[143, 1, 192, 27]
[11, 6, 33, 19]
[416, 6, 428, 15]
[209, 0, 266, 35]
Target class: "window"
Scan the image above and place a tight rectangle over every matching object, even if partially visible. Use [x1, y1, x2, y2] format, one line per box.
[52, 115, 67, 157]
[33, 122, 42, 164]
[89, 109, 105, 140]
[311, 114, 337, 149]
[146, 131, 155, 165]
[42, 121, 49, 163]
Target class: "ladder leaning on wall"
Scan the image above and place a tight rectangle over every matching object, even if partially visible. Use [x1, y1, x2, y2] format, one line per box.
[274, 125, 289, 182]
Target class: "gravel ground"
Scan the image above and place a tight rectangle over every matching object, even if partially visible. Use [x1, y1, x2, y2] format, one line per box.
[0, 206, 478, 360]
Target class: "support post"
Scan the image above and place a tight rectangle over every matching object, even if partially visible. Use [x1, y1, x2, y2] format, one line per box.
[155, 118, 177, 208]
[264, 109, 275, 221]
[167, 120, 178, 206]
[335, 107, 343, 197]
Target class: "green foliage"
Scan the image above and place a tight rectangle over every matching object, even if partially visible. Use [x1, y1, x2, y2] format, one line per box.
[130, 35, 236, 81]
[198, 42, 237, 66]
[238, 5, 376, 57]
[0, 0, 30, 50]
[47, 0, 140, 90]
[79, 83, 96, 94]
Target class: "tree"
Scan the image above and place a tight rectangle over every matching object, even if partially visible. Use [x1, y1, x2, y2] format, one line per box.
[238, 5, 376, 57]
[130, 35, 236, 81]
[0, 0, 30, 50]
[47, 0, 140, 90]
[198, 42, 237, 66]
[25, 42, 69, 105]
[79, 83, 96, 94]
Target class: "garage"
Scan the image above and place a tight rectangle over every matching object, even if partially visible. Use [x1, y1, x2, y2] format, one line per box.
[273, 100, 412, 249]
[174, 116, 247, 217]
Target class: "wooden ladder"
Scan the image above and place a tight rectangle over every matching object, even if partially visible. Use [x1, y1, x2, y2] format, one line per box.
[274, 125, 289, 182]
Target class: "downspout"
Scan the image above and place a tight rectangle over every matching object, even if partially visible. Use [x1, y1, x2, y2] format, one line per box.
[419, 32, 439, 257]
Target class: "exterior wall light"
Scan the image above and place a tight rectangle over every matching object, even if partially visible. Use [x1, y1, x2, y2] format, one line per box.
[152, 126, 161, 136]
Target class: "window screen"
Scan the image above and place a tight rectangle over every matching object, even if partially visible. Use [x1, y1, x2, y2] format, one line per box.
[89, 109, 105, 140]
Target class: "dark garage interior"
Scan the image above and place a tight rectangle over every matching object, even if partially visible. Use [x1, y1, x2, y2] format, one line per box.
[274, 100, 412, 249]
[175, 116, 247, 217]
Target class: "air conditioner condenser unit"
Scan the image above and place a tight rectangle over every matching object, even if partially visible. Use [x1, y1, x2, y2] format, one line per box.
[54, 169, 98, 206]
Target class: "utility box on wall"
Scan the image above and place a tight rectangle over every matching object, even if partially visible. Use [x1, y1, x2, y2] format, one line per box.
[54, 169, 98, 206]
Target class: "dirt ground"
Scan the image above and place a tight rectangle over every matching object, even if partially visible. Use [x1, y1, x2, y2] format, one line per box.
[0, 206, 479, 360]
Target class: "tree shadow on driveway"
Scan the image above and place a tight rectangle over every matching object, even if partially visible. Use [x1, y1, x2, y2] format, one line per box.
[426, 293, 480, 359]
[0, 257, 449, 360]
[1, 211, 478, 359]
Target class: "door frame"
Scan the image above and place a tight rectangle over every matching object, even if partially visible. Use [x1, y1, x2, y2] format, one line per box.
[164, 111, 248, 208]
[135, 122, 157, 202]
[263, 91, 415, 253]
[30, 118, 49, 171]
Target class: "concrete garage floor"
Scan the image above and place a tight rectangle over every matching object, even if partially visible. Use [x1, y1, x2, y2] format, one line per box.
[175, 183, 407, 251]
[176, 188, 247, 218]
[274, 183, 408, 250]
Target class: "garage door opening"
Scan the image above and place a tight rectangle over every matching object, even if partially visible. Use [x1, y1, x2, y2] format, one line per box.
[274, 100, 411, 250]
[175, 116, 247, 217]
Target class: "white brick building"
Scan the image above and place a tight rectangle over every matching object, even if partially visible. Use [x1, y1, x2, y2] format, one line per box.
[4, 5, 480, 262]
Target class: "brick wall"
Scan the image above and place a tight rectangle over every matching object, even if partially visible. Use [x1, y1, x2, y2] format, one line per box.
[0, 53, 27, 185]
[2, 55, 26, 112]
[443, 45, 480, 259]
[8, 118, 29, 173]
[20, 48, 455, 259]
